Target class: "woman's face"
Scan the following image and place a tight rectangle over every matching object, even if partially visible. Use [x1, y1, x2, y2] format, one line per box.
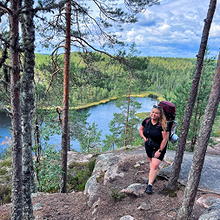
[150, 107, 161, 121]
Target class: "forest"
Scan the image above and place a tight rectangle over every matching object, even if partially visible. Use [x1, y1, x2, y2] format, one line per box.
[1, 52, 204, 153]
[34, 52, 196, 107]
[19, 51, 219, 153]
[0, 0, 219, 220]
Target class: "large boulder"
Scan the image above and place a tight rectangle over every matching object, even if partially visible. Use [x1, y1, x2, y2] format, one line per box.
[120, 183, 146, 197]
[159, 150, 220, 194]
[84, 146, 147, 206]
[199, 202, 220, 220]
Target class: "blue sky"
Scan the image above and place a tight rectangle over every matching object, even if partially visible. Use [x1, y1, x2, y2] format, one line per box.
[115, 0, 220, 58]
[36, 0, 220, 59]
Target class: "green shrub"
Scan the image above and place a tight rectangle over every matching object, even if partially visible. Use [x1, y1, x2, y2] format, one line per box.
[214, 130, 220, 137]
[0, 168, 7, 175]
[0, 160, 12, 168]
[68, 161, 86, 169]
[3, 175, 10, 181]
[110, 187, 126, 201]
[67, 169, 91, 191]
[67, 158, 96, 192]
[86, 159, 96, 173]
[74, 169, 91, 191]
[68, 161, 77, 169]
[0, 185, 11, 204]
[167, 143, 178, 151]
[96, 172, 105, 183]
[209, 138, 217, 148]
[34, 145, 63, 193]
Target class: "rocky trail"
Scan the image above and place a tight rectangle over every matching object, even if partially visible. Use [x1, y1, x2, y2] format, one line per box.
[1, 141, 220, 220]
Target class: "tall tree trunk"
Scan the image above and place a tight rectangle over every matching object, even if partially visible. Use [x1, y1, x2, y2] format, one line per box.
[190, 71, 204, 151]
[60, 2, 71, 193]
[9, 0, 23, 219]
[34, 115, 41, 191]
[68, 127, 70, 151]
[124, 70, 132, 146]
[130, 111, 134, 144]
[165, 0, 216, 191]
[130, 104, 135, 144]
[177, 51, 220, 220]
[20, 0, 35, 218]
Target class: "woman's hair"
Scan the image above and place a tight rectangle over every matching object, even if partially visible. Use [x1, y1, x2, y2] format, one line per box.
[153, 106, 167, 131]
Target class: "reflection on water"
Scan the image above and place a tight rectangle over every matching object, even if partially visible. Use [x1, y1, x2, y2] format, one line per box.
[0, 97, 157, 152]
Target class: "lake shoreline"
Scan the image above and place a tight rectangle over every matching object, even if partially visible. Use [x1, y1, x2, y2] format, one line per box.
[0, 91, 162, 115]
[67, 91, 163, 110]
[0, 96, 159, 153]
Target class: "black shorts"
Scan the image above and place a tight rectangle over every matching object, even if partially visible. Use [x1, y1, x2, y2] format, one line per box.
[145, 142, 166, 161]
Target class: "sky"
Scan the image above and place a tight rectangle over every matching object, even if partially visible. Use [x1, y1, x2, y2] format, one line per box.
[116, 0, 220, 58]
[35, 0, 220, 59]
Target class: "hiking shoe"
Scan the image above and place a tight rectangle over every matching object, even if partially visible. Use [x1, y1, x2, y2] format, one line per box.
[145, 184, 153, 194]
[146, 179, 157, 185]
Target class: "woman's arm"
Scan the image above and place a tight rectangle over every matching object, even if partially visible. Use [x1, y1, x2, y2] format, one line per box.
[154, 131, 169, 158]
[139, 125, 148, 142]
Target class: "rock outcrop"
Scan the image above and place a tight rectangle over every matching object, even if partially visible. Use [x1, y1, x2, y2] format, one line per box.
[84, 146, 147, 206]
[197, 197, 220, 220]
[83, 146, 220, 219]
[159, 150, 220, 194]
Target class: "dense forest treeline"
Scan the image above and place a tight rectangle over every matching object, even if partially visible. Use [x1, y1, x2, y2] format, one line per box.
[33, 52, 197, 109]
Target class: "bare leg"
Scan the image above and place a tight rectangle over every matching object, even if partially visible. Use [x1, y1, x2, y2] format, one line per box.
[148, 158, 161, 184]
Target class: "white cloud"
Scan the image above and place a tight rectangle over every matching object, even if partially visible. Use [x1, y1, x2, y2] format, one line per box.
[156, 24, 171, 35]
[210, 23, 220, 38]
[36, 0, 220, 58]
[114, 0, 220, 58]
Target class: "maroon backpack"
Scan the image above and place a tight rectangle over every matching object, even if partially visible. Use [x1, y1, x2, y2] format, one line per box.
[158, 101, 176, 121]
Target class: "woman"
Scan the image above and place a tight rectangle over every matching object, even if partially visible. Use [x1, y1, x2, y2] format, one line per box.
[139, 105, 170, 194]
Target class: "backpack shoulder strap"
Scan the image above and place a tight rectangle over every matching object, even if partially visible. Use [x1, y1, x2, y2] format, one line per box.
[145, 117, 162, 127]
[145, 117, 151, 138]
[145, 117, 151, 124]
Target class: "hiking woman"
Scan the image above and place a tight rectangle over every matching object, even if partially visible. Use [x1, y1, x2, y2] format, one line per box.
[139, 105, 170, 194]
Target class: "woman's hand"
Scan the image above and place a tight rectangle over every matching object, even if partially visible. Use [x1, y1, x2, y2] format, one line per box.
[139, 125, 148, 142]
[154, 150, 161, 158]
[143, 136, 148, 142]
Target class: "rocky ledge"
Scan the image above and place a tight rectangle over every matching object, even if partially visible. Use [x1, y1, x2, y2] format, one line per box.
[82, 145, 220, 220]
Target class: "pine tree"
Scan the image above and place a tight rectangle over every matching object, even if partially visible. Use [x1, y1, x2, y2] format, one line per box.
[177, 51, 220, 220]
[103, 97, 142, 149]
[165, 0, 217, 191]
[20, 0, 35, 218]
[188, 50, 216, 151]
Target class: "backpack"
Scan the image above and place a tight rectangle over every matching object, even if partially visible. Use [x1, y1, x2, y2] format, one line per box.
[158, 101, 176, 121]
[158, 101, 178, 144]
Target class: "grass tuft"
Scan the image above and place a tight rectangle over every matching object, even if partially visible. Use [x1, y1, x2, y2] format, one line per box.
[110, 187, 126, 202]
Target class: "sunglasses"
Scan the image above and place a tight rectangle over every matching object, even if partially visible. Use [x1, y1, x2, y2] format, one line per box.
[153, 105, 162, 110]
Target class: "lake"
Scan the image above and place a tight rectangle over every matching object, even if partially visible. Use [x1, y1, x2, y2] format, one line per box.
[0, 111, 12, 154]
[0, 97, 157, 152]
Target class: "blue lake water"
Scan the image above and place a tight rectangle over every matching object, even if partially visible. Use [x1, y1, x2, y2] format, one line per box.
[0, 97, 158, 152]
[0, 111, 12, 154]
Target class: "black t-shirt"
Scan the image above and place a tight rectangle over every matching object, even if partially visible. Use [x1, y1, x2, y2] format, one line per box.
[142, 117, 170, 146]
